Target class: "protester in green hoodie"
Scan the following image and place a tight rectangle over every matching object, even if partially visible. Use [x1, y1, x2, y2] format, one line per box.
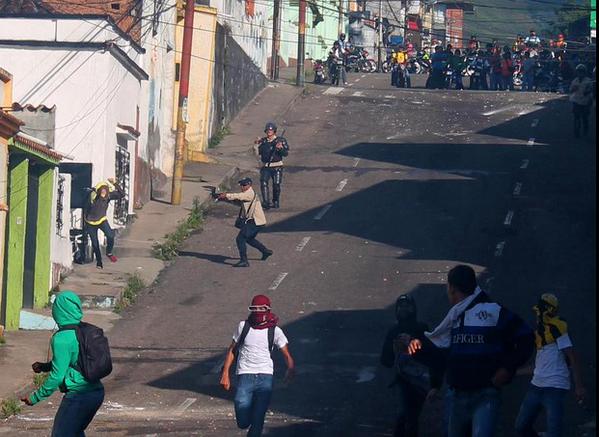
[21, 291, 104, 436]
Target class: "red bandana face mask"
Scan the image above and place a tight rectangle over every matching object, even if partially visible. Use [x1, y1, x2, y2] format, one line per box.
[247, 300, 278, 329]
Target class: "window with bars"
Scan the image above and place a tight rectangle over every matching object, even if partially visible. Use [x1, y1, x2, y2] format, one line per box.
[56, 175, 65, 236]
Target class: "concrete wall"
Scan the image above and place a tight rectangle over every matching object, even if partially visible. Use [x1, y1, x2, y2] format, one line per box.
[209, 0, 270, 74]
[139, 0, 177, 203]
[211, 22, 268, 134]
[0, 17, 146, 221]
[279, 0, 342, 65]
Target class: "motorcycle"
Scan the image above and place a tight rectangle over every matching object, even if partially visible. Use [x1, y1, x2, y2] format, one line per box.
[329, 56, 344, 86]
[382, 54, 393, 74]
[407, 57, 423, 75]
[313, 59, 326, 84]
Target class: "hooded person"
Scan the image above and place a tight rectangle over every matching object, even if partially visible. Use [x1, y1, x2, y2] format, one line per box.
[515, 294, 586, 437]
[84, 178, 124, 269]
[380, 294, 445, 437]
[21, 291, 105, 436]
[220, 295, 295, 437]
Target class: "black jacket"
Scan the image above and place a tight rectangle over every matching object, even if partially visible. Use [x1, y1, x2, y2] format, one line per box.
[380, 320, 445, 390]
[445, 291, 534, 391]
[258, 136, 289, 165]
[85, 184, 124, 224]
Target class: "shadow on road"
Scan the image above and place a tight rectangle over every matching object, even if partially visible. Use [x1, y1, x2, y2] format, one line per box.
[145, 283, 449, 435]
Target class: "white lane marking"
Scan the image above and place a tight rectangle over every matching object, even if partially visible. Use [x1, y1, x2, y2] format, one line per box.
[335, 179, 348, 192]
[520, 159, 530, 169]
[175, 398, 196, 415]
[323, 87, 343, 95]
[531, 118, 540, 128]
[495, 241, 506, 257]
[353, 158, 361, 168]
[504, 210, 515, 226]
[269, 273, 289, 290]
[145, 434, 158, 437]
[384, 95, 395, 99]
[361, 74, 366, 78]
[482, 105, 517, 116]
[513, 182, 523, 196]
[355, 78, 361, 83]
[314, 204, 332, 220]
[356, 366, 377, 383]
[296, 237, 311, 252]
[527, 138, 536, 147]
[352, 91, 364, 97]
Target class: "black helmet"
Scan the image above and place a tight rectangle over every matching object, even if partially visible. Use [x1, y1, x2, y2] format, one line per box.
[340, 33, 346, 39]
[264, 122, 277, 133]
[395, 294, 417, 323]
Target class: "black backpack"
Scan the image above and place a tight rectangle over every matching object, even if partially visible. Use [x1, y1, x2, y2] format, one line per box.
[60, 322, 113, 382]
[234, 321, 276, 355]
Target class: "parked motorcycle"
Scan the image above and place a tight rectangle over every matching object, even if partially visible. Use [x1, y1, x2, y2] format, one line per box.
[313, 59, 326, 84]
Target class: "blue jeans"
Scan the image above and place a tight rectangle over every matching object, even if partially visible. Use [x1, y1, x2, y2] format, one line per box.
[448, 387, 501, 437]
[515, 385, 567, 437]
[235, 374, 274, 437]
[523, 73, 534, 91]
[51, 388, 104, 437]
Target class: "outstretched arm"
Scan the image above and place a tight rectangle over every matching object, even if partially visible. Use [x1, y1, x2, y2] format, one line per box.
[220, 341, 237, 391]
[279, 345, 295, 383]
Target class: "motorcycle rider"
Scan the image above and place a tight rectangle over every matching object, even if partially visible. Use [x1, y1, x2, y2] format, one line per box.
[328, 41, 345, 86]
[337, 33, 349, 85]
[525, 30, 541, 49]
[255, 122, 289, 209]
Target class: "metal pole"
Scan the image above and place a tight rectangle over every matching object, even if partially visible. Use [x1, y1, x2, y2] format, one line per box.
[338, 0, 344, 35]
[296, 0, 307, 86]
[270, 0, 282, 80]
[377, 0, 383, 71]
[171, 0, 195, 205]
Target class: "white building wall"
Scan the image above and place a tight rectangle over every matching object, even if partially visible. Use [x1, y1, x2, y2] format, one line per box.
[0, 17, 146, 220]
[209, 0, 271, 74]
[138, 0, 178, 197]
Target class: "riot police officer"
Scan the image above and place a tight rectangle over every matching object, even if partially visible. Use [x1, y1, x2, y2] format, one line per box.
[255, 122, 289, 209]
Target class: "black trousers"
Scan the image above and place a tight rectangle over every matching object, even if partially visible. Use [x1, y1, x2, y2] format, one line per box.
[260, 167, 283, 205]
[236, 220, 268, 261]
[86, 221, 114, 266]
[573, 103, 591, 137]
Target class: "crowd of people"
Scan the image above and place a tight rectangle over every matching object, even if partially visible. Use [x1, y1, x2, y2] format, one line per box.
[380, 265, 587, 437]
[388, 30, 596, 94]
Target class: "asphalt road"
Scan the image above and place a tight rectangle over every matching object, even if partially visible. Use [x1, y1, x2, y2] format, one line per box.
[7, 74, 596, 437]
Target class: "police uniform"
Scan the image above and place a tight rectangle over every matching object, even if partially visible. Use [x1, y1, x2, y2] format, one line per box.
[256, 122, 289, 209]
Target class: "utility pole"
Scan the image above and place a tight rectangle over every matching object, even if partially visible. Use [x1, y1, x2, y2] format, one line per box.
[270, 0, 282, 80]
[296, 0, 307, 86]
[171, 0, 195, 205]
[377, 0, 383, 71]
[338, 0, 344, 35]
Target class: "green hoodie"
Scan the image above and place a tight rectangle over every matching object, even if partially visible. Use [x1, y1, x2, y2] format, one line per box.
[29, 291, 103, 404]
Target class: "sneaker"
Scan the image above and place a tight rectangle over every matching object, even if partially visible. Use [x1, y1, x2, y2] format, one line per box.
[107, 254, 118, 263]
[96, 264, 104, 270]
[262, 202, 271, 210]
[233, 260, 250, 268]
[261, 250, 273, 261]
[272, 201, 280, 209]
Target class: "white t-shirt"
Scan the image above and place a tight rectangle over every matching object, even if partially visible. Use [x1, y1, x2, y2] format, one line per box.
[233, 322, 288, 375]
[531, 333, 573, 390]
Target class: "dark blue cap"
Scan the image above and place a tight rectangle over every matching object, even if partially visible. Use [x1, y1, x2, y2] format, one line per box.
[238, 177, 252, 186]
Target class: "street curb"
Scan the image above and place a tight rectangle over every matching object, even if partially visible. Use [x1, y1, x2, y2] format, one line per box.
[76, 166, 241, 311]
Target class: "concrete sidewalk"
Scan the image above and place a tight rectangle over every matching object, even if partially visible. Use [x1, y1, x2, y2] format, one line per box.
[0, 81, 303, 405]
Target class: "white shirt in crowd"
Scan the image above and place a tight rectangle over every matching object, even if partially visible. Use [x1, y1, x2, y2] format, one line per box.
[531, 333, 573, 390]
[233, 322, 288, 376]
[570, 77, 594, 106]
